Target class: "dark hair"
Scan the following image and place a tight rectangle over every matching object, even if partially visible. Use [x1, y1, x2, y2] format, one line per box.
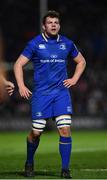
[42, 10, 60, 25]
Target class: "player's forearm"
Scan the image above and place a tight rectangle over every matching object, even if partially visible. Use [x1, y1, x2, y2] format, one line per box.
[0, 74, 6, 84]
[0, 64, 6, 84]
[72, 59, 86, 83]
[14, 63, 25, 88]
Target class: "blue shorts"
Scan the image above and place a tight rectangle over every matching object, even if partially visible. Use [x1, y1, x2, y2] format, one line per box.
[31, 89, 73, 119]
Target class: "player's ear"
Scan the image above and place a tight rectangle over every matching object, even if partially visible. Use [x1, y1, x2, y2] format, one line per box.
[42, 24, 45, 31]
[59, 24, 61, 31]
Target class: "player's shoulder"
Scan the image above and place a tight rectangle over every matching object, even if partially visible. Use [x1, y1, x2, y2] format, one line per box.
[60, 35, 73, 43]
[60, 35, 74, 46]
[27, 34, 43, 47]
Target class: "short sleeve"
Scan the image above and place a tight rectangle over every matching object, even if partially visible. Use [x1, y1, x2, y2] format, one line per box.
[21, 40, 35, 60]
[70, 41, 79, 58]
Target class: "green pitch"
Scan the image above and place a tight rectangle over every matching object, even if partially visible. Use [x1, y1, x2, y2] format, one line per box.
[0, 130, 107, 179]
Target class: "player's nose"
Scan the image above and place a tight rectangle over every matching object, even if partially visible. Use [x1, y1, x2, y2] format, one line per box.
[52, 23, 56, 27]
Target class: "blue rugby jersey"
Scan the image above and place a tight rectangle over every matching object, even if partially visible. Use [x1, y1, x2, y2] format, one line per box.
[21, 33, 79, 94]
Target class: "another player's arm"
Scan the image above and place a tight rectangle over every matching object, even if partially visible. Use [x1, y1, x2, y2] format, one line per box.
[14, 55, 32, 99]
[0, 68, 15, 96]
[63, 52, 86, 88]
[2, 77, 15, 96]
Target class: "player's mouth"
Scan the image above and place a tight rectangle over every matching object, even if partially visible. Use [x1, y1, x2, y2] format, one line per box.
[51, 29, 57, 33]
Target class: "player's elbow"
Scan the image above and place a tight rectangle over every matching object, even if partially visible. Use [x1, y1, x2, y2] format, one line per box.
[81, 57, 86, 69]
[14, 61, 19, 73]
[14, 55, 29, 73]
[14, 60, 22, 74]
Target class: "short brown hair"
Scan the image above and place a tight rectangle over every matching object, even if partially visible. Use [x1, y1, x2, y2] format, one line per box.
[42, 10, 60, 25]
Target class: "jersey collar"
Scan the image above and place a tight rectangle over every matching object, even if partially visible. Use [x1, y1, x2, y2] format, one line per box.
[42, 32, 60, 42]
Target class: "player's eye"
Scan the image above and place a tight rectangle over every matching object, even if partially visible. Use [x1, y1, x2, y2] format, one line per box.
[47, 21, 52, 24]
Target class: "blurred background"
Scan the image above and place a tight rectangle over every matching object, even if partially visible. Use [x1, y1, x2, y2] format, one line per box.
[0, 0, 107, 131]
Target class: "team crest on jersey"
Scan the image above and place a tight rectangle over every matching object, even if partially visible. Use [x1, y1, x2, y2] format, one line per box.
[39, 44, 46, 49]
[59, 43, 66, 50]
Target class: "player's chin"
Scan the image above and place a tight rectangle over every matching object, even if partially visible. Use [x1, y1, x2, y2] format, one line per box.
[50, 31, 58, 36]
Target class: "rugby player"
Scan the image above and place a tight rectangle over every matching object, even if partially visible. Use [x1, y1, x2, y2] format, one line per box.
[14, 10, 86, 178]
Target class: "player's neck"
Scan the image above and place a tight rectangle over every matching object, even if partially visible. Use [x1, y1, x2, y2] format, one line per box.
[44, 32, 58, 40]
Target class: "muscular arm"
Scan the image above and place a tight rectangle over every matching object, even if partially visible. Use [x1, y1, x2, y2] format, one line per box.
[14, 55, 32, 99]
[63, 52, 86, 88]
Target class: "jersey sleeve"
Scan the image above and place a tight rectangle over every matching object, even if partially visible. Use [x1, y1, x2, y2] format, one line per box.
[21, 40, 35, 60]
[70, 41, 79, 58]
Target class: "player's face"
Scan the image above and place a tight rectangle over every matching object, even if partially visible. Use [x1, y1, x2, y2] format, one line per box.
[43, 17, 60, 36]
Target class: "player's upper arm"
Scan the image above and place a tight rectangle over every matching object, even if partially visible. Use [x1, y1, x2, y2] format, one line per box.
[69, 40, 86, 65]
[73, 52, 86, 65]
[14, 55, 30, 68]
[21, 40, 36, 60]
